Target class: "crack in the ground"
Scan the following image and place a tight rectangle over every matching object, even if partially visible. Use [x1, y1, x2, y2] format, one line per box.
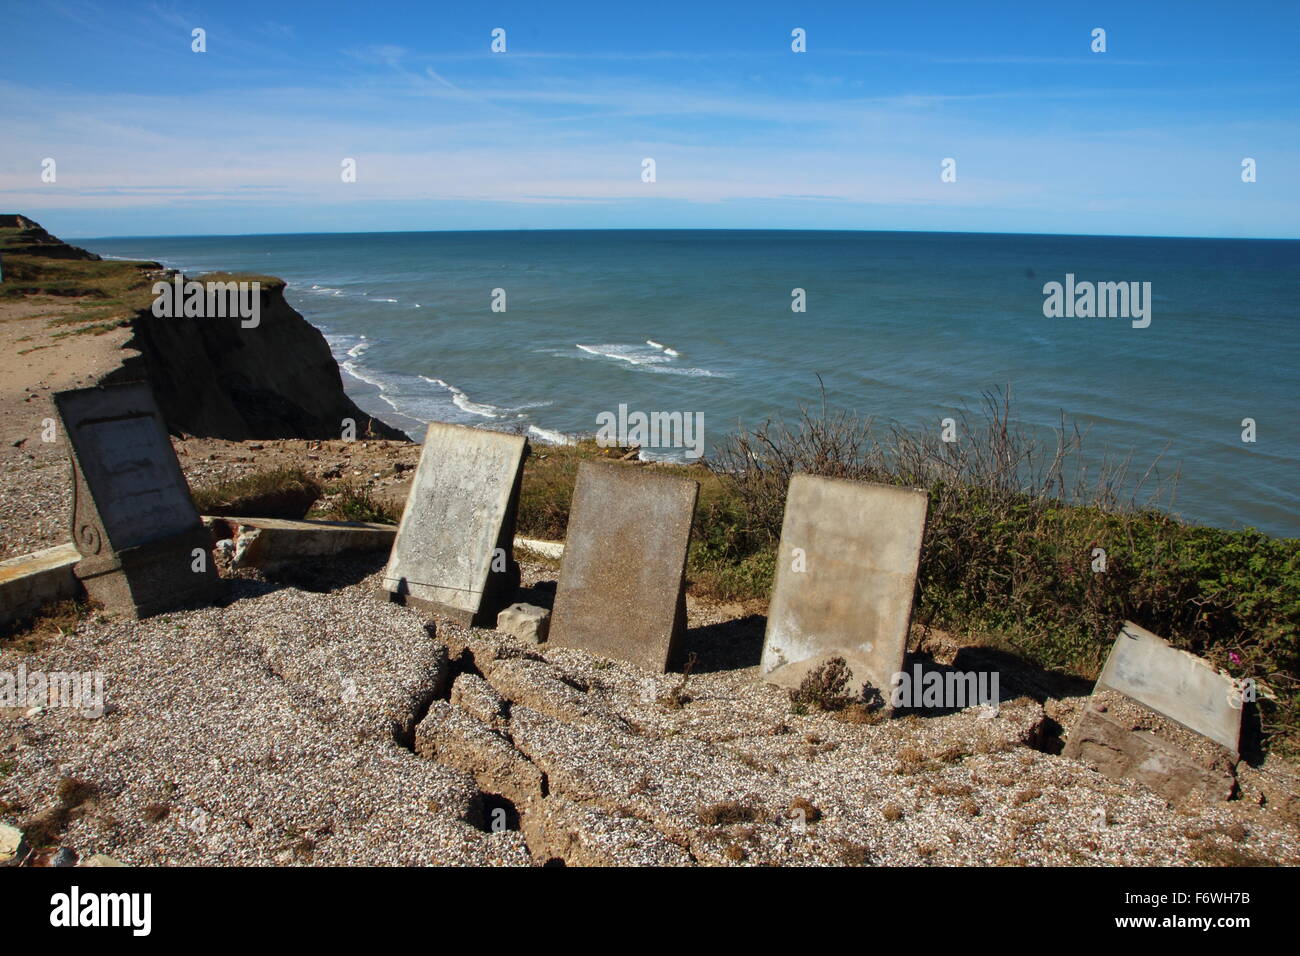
[395, 632, 710, 866]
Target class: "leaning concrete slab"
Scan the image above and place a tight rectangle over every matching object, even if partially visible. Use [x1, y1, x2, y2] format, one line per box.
[760, 475, 928, 703]
[0, 543, 82, 628]
[381, 423, 528, 626]
[203, 516, 396, 571]
[1095, 621, 1242, 753]
[1063, 622, 1243, 803]
[53, 382, 222, 618]
[549, 461, 698, 672]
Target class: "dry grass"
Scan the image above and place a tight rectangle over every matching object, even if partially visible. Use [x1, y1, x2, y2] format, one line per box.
[836, 701, 885, 725]
[193, 467, 321, 519]
[0, 599, 94, 653]
[895, 747, 929, 775]
[698, 801, 761, 827]
[789, 657, 853, 712]
[788, 797, 822, 824]
[835, 840, 873, 865]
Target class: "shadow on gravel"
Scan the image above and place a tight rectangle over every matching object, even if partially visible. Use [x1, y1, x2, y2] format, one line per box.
[513, 579, 556, 610]
[676, 614, 767, 673]
[252, 551, 390, 593]
[891, 645, 1097, 753]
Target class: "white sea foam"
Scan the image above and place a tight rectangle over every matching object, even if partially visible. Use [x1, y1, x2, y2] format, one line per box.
[576, 343, 669, 366]
[340, 360, 388, 390]
[528, 425, 574, 446]
[419, 376, 506, 419]
[646, 339, 681, 357]
[572, 343, 724, 377]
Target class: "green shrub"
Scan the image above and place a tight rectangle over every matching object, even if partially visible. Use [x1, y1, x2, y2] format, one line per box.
[707, 388, 1300, 752]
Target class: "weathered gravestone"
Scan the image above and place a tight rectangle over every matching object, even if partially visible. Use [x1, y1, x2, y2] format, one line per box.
[549, 461, 698, 672]
[1063, 621, 1242, 803]
[760, 475, 928, 706]
[53, 382, 222, 618]
[382, 423, 528, 626]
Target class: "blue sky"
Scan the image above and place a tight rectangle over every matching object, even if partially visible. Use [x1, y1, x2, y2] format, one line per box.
[2, 0, 1298, 238]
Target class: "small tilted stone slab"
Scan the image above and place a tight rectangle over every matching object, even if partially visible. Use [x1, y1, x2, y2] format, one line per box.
[1063, 621, 1243, 803]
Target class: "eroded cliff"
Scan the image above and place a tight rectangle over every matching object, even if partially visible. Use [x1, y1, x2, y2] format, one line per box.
[1, 215, 409, 442]
[109, 275, 408, 441]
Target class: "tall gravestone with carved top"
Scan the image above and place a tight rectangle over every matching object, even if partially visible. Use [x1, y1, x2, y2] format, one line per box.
[53, 382, 222, 618]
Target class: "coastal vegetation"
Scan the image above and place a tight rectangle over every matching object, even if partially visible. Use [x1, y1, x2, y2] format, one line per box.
[311, 482, 403, 524]
[0, 220, 157, 330]
[515, 392, 1299, 752]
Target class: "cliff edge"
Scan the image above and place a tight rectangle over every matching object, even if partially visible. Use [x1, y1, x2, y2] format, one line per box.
[0, 215, 409, 442]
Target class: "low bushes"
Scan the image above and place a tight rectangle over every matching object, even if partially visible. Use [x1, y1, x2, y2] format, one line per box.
[515, 389, 1299, 751]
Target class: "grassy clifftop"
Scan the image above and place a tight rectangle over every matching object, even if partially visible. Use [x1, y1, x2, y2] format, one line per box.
[1, 218, 161, 337]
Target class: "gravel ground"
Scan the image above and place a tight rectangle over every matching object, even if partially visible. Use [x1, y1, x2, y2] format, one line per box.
[1, 554, 1297, 866]
[0, 446, 72, 562]
[1, 577, 529, 866]
[3, 439, 1299, 866]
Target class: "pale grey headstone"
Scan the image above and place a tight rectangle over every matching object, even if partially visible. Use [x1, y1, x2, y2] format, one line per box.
[1097, 621, 1242, 754]
[56, 385, 199, 551]
[549, 461, 698, 672]
[760, 474, 928, 704]
[53, 382, 221, 618]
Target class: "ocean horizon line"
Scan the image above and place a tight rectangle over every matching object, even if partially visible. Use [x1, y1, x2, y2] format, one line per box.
[65, 225, 1300, 244]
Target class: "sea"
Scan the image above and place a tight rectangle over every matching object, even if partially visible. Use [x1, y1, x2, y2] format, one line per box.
[79, 229, 1299, 539]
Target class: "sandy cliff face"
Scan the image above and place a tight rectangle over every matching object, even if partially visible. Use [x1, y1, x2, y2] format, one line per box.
[108, 277, 409, 441]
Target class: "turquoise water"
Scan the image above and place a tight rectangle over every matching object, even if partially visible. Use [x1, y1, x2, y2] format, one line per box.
[82, 230, 1300, 538]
